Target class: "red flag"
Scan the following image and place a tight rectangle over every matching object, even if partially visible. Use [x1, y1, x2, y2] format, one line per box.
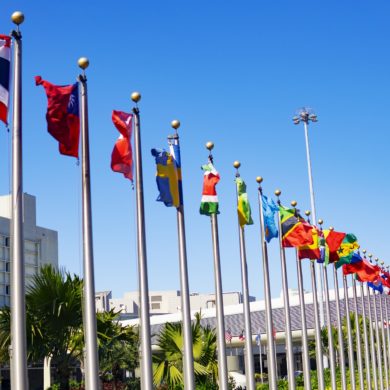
[35, 76, 80, 157]
[298, 227, 321, 260]
[343, 260, 380, 282]
[0, 35, 11, 125]
[111, 110, 133, 181]
[324, 230, 346, 263]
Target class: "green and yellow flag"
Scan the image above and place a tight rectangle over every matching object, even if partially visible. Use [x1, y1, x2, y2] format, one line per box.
[235, 177, 253, 227]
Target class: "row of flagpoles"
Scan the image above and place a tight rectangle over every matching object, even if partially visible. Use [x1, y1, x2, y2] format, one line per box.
[2, 11, 390, 390]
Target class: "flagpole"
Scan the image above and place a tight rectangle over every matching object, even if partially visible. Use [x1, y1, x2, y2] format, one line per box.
[293, 110, 327, 387]
[359, 279, 372, 390]
[369, 255, 385, 390]
[351, 276, 364, 389]
[169, 121, 195, 390]
[131, 92, 153, 390]
[77, 58, 100, 389]
[10, 12, 28, 390]
[275, 191, 296, 390]
[206, 142, 229, 390]
[332, 265, 347, 390]
[386, 266, 390, 367]
[378, 260, 389, 389]
[233, 161, 255, 390]
[256, 177, 278, 390]
[367, 282, 379, 390]
[342, 274, 356, 390]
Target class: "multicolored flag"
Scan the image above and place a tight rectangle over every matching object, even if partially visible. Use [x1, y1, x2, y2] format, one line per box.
[111, 110, 133, 181]
[0, 35, 11, 125]
[151, 145, 181, 208]
[368, 280, 383, 294]
[279, 206, 313, 247]
[336, 234, 359, 268]
[298, 227, 321, 260]
[262, 194, 278, 242]
[200, 162, 220, 216]
[342, 253, 380, 282]
[236, 177, 253, 227]
[321, 229, 346, 265]
[35, 76, 80, 157]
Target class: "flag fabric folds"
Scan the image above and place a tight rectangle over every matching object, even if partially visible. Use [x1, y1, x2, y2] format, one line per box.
[279, 206, 313, 248]
[111, 110, 133, 181]
[298, 227, 321, 260]
[35, 76, 80, 157]
[200, 162, 220, 216]
[262, 194, 278, 243]
[335, 234, 359, 268]
[236, 177, 253, 227]
[321, 229, 346, 265]
[368, 280, 383, 294]
[342, 253, 380, 282]
[0, 35, 11, 125]
[151, 145, 182, 208]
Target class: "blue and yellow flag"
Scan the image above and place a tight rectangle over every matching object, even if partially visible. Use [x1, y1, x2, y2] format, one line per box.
[151, 139, 182, 208]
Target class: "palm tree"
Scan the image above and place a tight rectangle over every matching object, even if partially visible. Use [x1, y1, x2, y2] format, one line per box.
[153, 312, 218, 388]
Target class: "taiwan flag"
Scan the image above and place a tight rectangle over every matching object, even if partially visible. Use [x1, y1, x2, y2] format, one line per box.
[0, 35, 11, 125]
[35, 76, 80, 158]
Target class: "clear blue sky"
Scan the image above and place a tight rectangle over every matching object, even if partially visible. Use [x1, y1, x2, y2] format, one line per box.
[1, 1, 389, 301]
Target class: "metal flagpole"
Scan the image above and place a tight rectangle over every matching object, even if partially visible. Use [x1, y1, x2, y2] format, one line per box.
[293, 110, 327, 387]
[234, 161, 255, 390]
[293, 205, 311, 390]
[169, 121, 195, 390]
[386, 266, 390, 367]
[256, 331, 264, 385]
[206, 142, 229, 390]
[358, 253, 372, 390]
[295, 250, 311, 389]
[131, 92, 153, 390]
[275, 190, 296, 390]
[256, 177, 278, 390]
[10, 11, 28, 390]
[367, 283, 379, 390]
[351, 276, 364, 389]
[332, 265, 347, 390]
[378, 260, 389, 389]
[78, 58, 100, 389]
[342, 275, 356, 390]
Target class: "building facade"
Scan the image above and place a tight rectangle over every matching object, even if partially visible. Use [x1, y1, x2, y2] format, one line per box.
[0, 193, 58, 307]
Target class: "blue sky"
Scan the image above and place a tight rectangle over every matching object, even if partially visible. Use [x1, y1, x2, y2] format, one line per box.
[1, 1, 389, 301]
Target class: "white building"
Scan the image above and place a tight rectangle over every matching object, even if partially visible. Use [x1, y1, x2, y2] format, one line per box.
[105, 290, 255, 319]
[0, 193, 58, 306]
[95, 291, 112, 312]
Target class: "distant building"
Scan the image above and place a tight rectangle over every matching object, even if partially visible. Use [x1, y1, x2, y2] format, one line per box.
[96, 290, 255, 319]
[95, 291, 112, 312]
[0, 193, 58, 307]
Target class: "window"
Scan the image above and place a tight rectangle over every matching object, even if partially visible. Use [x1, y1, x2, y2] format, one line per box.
[151, 303, 160, 310]
[151, 295, 162, 302]
[5, 285, 10, 296]
[5, 237, 9, 247]
[5, 262, 10, 272]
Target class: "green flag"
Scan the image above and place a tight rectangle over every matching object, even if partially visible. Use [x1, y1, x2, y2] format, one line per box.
[235, 177, 253, 227]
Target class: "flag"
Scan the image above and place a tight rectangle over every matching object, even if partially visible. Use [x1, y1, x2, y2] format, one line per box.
[255, 333, 261, 346]
[279, 206, 313, 247]
[321, 229, 346, 265]
[168, 138, 183, 206]
[200, 162, 220, 216]
[342, 253, 380, 282]
[151, 146, 181, 208]
[35, 76, 80, 157]
[298, 227, 321, 260]
[262, 194, 278, 242]
[368, 280, 383, 294]
[0, 35, 11, 125]
[236, 177, 253, 227]
[238, 330, 245, 341]
[111, 110, 133, 181]
[225, 328, 232, 343]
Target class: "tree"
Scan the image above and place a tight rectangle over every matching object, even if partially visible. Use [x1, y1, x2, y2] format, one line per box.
[153, 312, 218, 388]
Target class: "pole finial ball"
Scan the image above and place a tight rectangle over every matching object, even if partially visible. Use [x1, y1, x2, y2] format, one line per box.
[206, 141, 214, 151]
[381, 261, 385, 265]
[305, 210, 310, 216]
[369, 254, 373, 258]
[274, 189, 281, 196]
[362, 249, 367, 254]
[171, 120, 180, 130]
[131, 92, 141, 103]
[328, 226, 334, 231]
[291, 200, 297, 207]
[375, 257, 379, 262]
[11, 11, 24, 25]
[256, 176, 263, 184]
[233, 161, 241, 169]
[78, 57, 89, 70]
[318, 219, 323, 225]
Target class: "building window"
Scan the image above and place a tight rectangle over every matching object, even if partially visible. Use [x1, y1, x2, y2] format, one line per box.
[151, 295, 162, 302]
[5, 262, 10, 272]
[5, 237, 9, 247]
[151, 303, 161, 310]
[5, 285, 10, 296]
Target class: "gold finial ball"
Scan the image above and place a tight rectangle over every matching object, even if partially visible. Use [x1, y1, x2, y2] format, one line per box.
[369, 254, 373, 258]
[206, 141, 214, 151]
[233, 161, 241, 169]
[256, 176, 263, 184]
[305, 210, 310, 216]
[11, 11, 24, 25]
[78, 57, 89, 70]
[329, 226, 334, 231]
[274, 189, 281, 196]
[291, 200, 297, 207]
[375, 257, 379, 262]
[131, 92, 141, 103]
[362, 249, 367, 254]
[171, 120, 180, 130]
[317, 219, 323, 225]
[381, 261, 385, 265]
